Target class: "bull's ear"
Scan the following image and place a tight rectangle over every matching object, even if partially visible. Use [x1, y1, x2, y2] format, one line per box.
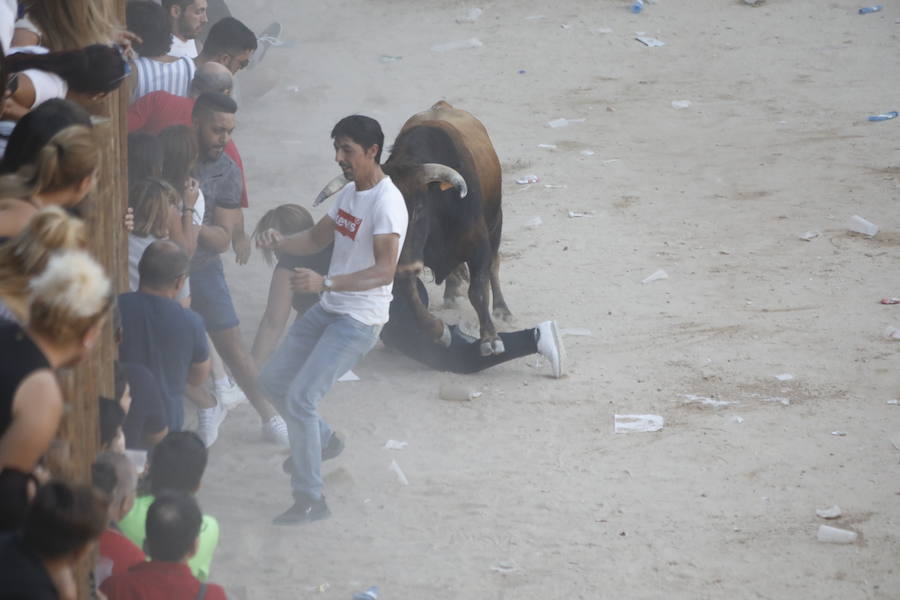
[439, 182, 455, 192]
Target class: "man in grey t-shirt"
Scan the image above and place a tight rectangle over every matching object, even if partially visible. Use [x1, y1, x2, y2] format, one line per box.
[188, 93, 286, 447]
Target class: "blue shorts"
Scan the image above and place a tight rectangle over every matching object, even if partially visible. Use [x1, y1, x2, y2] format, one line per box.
[189, 257, 239, 332]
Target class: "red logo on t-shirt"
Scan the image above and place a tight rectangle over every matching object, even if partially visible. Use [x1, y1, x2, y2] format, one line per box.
[335, 209, 363, 240]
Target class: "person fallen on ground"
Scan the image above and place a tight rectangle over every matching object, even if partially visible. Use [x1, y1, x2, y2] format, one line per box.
[251, 206, 566, 377]
[188, 92, 284, 445]
[92, 452, 145, 586]
[256, 115, 408, 524]
[1, 44, 129, 121]
[116, 432, 219, 583]
[0, 124, 98, 240]
[126, 1, 196, 103]
[164, 0, 208, 60]
[0, 249, 112, 532]
[0, 480, 108, 600]
[117, 241, 211, 437]
[128, 62, 252, 210]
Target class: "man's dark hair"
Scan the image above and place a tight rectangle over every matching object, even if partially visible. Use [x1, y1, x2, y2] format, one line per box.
[201, 17, 257, 57]
[331, 115, 385, 163]
[22, 481, 107, 559]
[0, 99, 91, 174]
[147, 431, 207, 495]
[192, 92, 237, 123]
[144, 491, 202, 562]
[127, 1, 173, 57]
[138, 240, 189, 290]
[98, 397, 125, 448]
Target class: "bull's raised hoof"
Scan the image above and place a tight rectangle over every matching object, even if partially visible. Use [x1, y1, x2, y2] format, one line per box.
[480, 337, 505, 356]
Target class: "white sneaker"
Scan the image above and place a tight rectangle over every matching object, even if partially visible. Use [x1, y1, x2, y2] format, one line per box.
[536, 321, 566, 378]
[262, 415, 289, 447]
[216, 379, 247, 411]
[196, 402, 227, 448]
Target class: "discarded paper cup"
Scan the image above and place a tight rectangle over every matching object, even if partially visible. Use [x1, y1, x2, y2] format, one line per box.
[848, 215, 878, 237]
[817, 525, 857, 544]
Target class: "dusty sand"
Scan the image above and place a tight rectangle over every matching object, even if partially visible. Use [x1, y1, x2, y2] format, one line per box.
[198, 1, 900, 598]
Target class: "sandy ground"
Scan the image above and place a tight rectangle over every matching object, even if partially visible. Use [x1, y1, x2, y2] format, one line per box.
[196, 1, 900, 598]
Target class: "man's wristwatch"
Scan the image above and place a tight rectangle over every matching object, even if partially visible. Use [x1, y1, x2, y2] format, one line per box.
[322, 277, 334, 293]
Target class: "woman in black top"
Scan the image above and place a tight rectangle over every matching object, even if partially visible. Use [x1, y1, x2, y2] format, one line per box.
[0, 249, 113, 532]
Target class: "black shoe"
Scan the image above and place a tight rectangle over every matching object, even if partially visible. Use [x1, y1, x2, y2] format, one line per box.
[321, 432, 345, 461]
[272, 496, 330, 525]
[281, 433, 345, 473]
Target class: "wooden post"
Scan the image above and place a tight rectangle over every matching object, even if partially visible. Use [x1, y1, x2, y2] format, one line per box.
[48, 1, 127, 597]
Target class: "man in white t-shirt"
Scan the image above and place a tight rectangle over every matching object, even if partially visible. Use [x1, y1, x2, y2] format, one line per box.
[164, 0, 208, 59]
[257, 115, 408, 525]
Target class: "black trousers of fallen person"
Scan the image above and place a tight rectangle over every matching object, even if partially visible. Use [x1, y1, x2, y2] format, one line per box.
[380, 278, 537, 374]
[284, 249, 537, 374]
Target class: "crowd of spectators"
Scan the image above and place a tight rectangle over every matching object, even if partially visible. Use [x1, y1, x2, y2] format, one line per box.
[0, 1, 278, 598]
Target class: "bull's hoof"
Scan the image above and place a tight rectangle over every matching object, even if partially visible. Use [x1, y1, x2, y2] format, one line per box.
[480, 338, 506, 356]
[437, 323, 453, 347]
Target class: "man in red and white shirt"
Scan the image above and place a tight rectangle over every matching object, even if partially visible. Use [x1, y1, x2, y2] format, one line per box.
[257, 115, 408, 525]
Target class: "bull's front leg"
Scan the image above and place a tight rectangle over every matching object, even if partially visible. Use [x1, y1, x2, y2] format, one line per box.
[398, 275, 452, 347]
[467, 258, 504, 356]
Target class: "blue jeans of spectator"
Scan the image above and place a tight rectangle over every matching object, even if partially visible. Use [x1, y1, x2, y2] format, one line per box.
[260, 303, 380, 501]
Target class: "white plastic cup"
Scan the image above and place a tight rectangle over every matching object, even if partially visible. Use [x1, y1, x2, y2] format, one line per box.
[848, 215, 879, 237]
[817, 525, 858, 544]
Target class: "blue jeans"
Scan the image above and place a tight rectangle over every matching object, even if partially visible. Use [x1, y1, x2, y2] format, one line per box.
[259, 303, 381, 501]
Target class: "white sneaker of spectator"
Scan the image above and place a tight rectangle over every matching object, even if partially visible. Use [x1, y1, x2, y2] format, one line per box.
[215, 377, 247, 411]
[262, 415, 289, 446]
[536, 321, 567, 379]
[196, 401, 227, 448]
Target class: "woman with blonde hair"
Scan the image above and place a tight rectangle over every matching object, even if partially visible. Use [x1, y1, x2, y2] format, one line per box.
[0, 249, 113, 532]
[0, 205, 86, 323]
[0, 124, 98, 240]
[127, 177, 198, 298]
[250, 204, 332, 366]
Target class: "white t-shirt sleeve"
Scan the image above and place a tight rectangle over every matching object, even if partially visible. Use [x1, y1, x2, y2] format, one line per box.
[372, 188, 408, 237]
[23, 69, 68, 107]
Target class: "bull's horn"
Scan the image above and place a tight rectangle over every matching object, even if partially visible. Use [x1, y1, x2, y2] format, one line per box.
[312, 175, 349, 206]
[418, 163, 468, 198]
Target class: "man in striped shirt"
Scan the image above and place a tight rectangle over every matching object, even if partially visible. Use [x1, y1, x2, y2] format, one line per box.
[127, 1, 196, 103]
